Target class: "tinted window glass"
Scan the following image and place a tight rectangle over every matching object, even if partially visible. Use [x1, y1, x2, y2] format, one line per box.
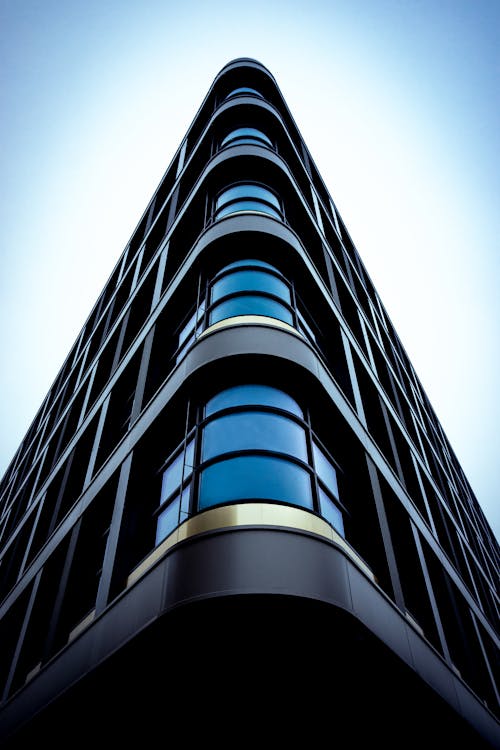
[205, 385, 303, 418]
[319, 488, 344, 536]
[185, 439, 195, 472]
[216, 185, 280, 211]
[160, 453, 183, 504]
[313, 442, 339, 498]
[221, 128, 272, 147]
[160, 439, 194, 504]
[202, 412, 307, 461]
[198, 455, 313, 510]
[225, 87, 262, 98]
[216, 201, 281, 220]
[211, 270, 290, 303]
[209, 296, 293, 326]
[156, 496, 180, 544]
[179, 305, 204, 346]
[156, 486, 190, 545]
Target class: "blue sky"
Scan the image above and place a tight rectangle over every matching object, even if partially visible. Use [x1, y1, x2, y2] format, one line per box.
[1, 0, 499, 539]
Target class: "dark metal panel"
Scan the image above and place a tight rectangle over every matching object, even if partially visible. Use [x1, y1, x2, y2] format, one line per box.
[453, 678, 500, 748]
[162, 528, 352, 613]
[0, 524, 497, 746]
[91, 561, 165, 667]
[405, 621, 459, 710]
[347, 560, 413, 666]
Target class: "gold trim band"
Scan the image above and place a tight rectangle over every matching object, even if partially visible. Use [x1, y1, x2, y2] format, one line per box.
[127, 503, 374, 587]
[197, 315, 302, 340]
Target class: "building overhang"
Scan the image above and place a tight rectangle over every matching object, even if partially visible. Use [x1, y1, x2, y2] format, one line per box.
[0, 501, 498, 747]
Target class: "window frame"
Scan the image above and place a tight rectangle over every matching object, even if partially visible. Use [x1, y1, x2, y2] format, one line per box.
[171, 261, 324, 364]
[206, 261, 295, 328]
[220, 127, 273, 150]
[152, 384, 350, 549]
[214, 182, 283, 222]
[223, 86, 264, 100]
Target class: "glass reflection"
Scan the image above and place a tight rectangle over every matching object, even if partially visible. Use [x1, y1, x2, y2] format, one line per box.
[211, 270, 290, 304]
[202, 411, 308, 461]
[209, 296, 293, 326]
[205, 385, 303, 418]
[221, 127, 272, 148]
[199, 455, 313, 510]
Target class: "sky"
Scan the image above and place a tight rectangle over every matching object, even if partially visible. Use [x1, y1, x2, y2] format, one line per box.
[1, 0, 499, 540]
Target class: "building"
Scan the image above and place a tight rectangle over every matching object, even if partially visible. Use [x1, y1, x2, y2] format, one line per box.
[0, 58, 498, 746]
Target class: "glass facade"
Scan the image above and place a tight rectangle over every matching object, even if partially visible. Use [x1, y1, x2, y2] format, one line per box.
[221, 127, 272, 148]
[215, 183, 282, 220]
[175, 260, 297, 359]
[154, 383, 345, 540]
[225, 86, 263, 99]
[198, 455, 313, 510]
[205, 383, 303, 418]
[208, 260, 293, 326]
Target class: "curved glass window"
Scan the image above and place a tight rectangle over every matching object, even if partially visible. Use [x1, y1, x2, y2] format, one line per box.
[217, 184, 280, 211]
[198, 455, 313, 511]
[152, 384, 346, 551]
[211, 269, 289, 303]
[221, 127, 272, 148]
[199, 384, 311, 513]
[202, 412, 308, 461]
[209, 296, 293, 326]
[215, 184, 282, 221]
[205, 384, 303, 418]
[225, 87, 263, 99]
[216, 201, 281, 220]
[208, 259, 293, 327]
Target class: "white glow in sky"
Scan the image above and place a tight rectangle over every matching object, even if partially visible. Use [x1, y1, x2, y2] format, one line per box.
[1, 0, 499, 539]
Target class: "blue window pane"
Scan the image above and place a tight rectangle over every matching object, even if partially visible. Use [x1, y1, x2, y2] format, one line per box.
[202, 412, 307, 461]
[319, 488, 344, 537]
[216, 185, 280, 211]
[176, 331, 195, 363]
[206, 385, 303, 418]
[209, 295, 293, 326]
[216, 201, 281, 220]
[160, 453, 184, 504]
[313, 442, 339, 499]
[178, 309, 197, 346]
[178, 303, 205, 347]
[211, 270, 290, 304]
[156, 495, 180, 545]
[221, 128, 272, 147]
[160, 439, 194, 505]
[198, 455, 313, 511]
[179, 485, 191, 522]
[185, 438, 195, 472]
[225, 87, 262, 98]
